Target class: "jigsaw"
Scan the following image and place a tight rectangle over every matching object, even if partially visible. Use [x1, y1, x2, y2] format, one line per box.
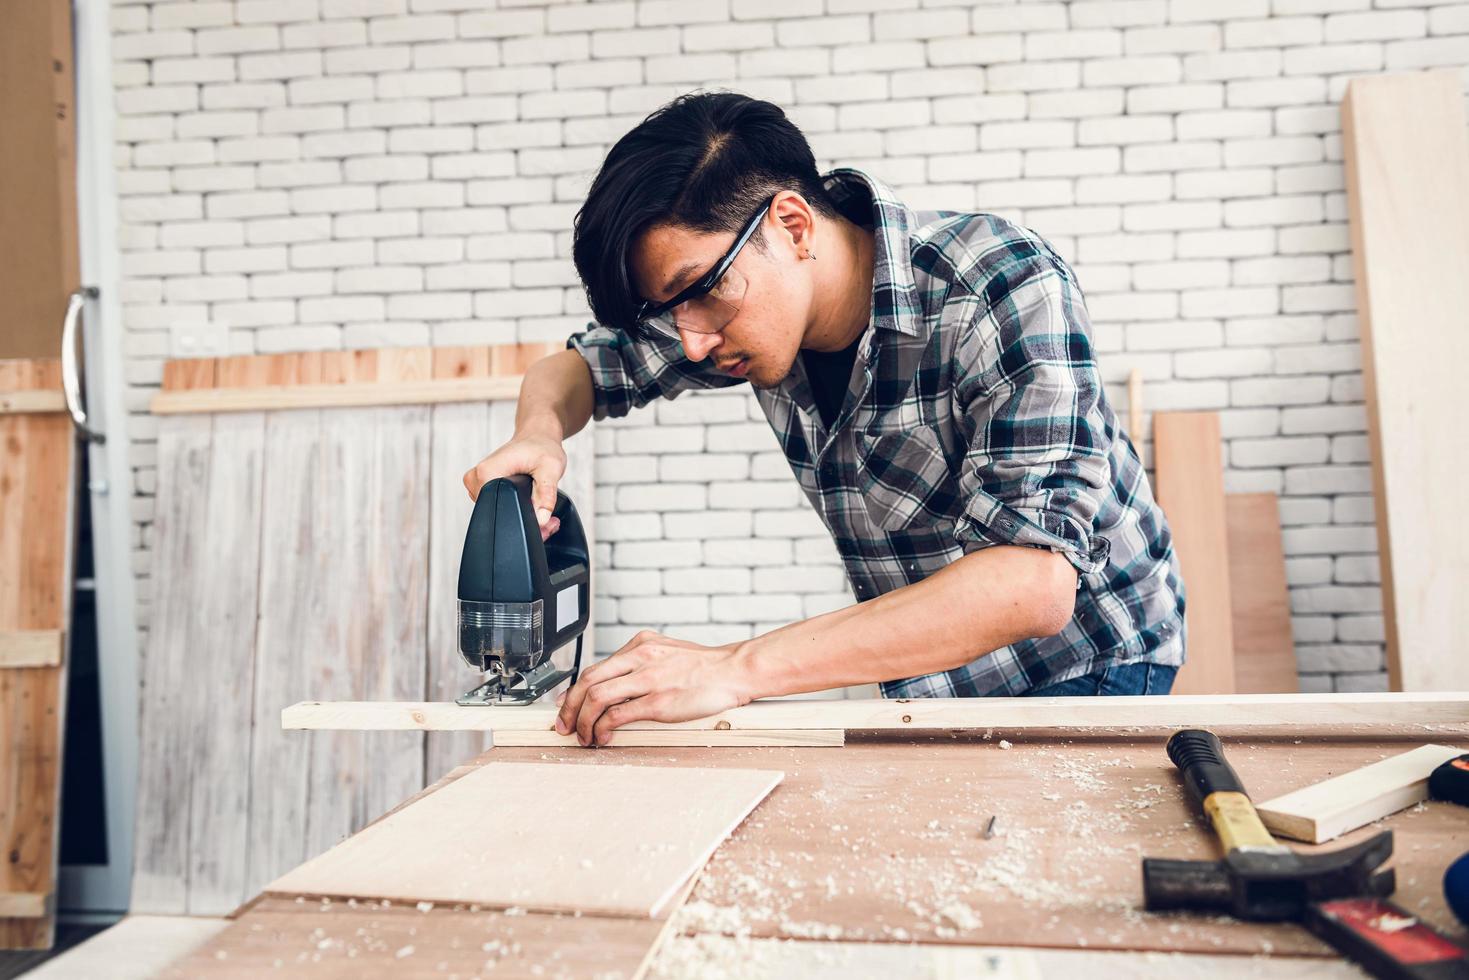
[456, 474, 590, 705]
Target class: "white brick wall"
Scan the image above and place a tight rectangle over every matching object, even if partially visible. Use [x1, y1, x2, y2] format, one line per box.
[109, 0, 1469, 693]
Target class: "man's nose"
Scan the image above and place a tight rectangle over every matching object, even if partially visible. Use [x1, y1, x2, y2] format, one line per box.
[679, 326, 722, 361]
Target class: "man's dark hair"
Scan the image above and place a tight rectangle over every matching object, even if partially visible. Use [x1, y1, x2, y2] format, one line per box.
[572, 90, 842, 331]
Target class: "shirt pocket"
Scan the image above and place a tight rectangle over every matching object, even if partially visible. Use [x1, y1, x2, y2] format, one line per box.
[855, 425, 961, 531]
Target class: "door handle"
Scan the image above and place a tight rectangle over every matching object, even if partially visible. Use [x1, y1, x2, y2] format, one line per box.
[61, 285, 105, 444]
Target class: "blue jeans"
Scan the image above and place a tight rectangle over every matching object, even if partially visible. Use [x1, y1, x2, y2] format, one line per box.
[1021, 661, 1177, 697]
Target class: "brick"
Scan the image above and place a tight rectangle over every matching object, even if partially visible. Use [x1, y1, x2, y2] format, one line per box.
[1325, 10, 1425, 42]
[1225, 17, 1323, 49]
[1124, 24, 1221, 55]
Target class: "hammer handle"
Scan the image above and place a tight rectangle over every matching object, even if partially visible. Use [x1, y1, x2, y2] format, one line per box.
[1168, 729, 1283, 853]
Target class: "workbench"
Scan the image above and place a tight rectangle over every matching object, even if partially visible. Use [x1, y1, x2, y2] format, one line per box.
[122, 718, 1469, 978]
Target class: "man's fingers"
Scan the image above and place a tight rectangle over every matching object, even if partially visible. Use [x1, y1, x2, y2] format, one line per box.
[576, 674, 651, 747]
[593, 694, 668, 747]
[555, 654, 639, 736]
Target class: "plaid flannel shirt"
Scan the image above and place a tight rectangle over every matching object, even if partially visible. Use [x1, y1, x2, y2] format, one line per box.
[567, 166, 1185, 697]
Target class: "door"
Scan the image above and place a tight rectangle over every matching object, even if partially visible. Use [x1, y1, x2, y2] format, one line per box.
[1, 0, 140, 944]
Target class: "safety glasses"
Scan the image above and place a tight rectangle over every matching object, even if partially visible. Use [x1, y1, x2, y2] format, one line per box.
[633, 193, 777, 342]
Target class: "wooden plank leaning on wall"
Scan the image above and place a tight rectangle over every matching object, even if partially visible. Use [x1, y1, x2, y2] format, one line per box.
[1341, 71, 1469, 691]
[135, 342, 595, 915]
[1152, 411, 1236, 695]
[0, 361, 75, 950]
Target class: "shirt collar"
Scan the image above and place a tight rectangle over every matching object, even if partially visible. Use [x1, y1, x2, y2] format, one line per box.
[820, 166, 923, 338]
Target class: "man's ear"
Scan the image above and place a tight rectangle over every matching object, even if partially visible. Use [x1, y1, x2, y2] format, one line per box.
[771, 192, 816, 258]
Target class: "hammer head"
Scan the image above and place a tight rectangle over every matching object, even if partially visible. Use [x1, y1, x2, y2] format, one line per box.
[1143, 829, 1396, 921]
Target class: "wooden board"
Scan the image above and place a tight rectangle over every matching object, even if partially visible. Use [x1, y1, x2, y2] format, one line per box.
[0, 630, 64, 668]
[0, 0, 76, 361]
[497, 733, 1469, 957]
[1153, 411, 1235, 695]
[23, 915, 231, 980]
[652, 935, 1365, 979]
[282, 692, 1469, 733]
[133, 357, 595, 914]
[1225, 493, 1298, 694]
[159, 896, 673, 980]
[1342, 71, 1469, 692]
[1257, 742, 1465, 844]
[0, 359, 74, 949]
[490, 729, 845, 748]
[266, 762, 783, 919]
[150, 343, 559, 415]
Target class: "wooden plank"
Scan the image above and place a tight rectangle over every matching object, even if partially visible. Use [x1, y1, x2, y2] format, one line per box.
[1256, 743, 1465, 844]
[300, 409, 428, 864]
[183, 413, 266, 915]
[0, 893, 45, 918]
[24, 915, 231, 980]
[0, 630, 63, 668]
[1342, 71, 1469, 692]
[491, 729, 845, 747]
[0, 390, 66, 415]
[160, 358, 216, 392]
[1226, 493, 1298, 694]
[1153, 411, 1235, 695]
[150, 377, 523, 414]
[0, 359, 74, 950]
[243, 409, 322, 899]
[282, 692, 1469, 733]
[265, 762, 783, 919]
[132, 417, 213, 914]
[424, 399, 502, 778]
[159, 897, 672, 980]
[0, 0, 77, 361]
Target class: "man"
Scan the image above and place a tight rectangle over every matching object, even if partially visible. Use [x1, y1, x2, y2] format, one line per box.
[464, 92, 1185, 747]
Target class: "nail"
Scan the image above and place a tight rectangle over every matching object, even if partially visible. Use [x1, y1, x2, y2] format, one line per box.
[535, 507, 551, 525]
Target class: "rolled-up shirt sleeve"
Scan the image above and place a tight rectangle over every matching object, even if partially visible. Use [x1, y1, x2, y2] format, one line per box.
[566, 322, 745, 420]
[950, 254, 1113, 577]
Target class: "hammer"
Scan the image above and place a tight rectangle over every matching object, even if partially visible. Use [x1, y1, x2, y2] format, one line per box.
[1144, 729, 1469, 979]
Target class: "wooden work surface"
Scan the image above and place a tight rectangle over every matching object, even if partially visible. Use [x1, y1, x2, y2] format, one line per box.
[171, 727, 1469, 973]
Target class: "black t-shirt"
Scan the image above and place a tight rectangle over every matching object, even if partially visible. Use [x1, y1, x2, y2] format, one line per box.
[802, 334, 861, 430]
[802, 190, 873, 430]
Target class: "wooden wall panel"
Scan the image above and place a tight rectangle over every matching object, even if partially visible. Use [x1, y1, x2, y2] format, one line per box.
[134, 344, 596, 909]
[1342, 71, 1469, 691]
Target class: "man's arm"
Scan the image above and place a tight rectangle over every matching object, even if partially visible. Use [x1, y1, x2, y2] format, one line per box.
[553, 545, 1076, 746]
[733, 544, 1076, 699]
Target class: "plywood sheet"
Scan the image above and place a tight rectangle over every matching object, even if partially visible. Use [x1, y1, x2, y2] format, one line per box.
[266, 762, 783, 919]
[1153, 411, 1235, 695]
[1341, 71, 1469, 692]
[487, 733, 1469, 957]
[1225, 493, 1298, 694]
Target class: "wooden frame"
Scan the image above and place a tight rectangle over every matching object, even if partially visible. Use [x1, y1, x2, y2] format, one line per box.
[282, 692, 1469, 735]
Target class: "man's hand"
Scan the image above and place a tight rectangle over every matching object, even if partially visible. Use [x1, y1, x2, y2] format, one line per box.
[462, 431, 567, 540]
[553, 631, 754, 747]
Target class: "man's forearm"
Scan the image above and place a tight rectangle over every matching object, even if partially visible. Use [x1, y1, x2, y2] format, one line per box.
[733, 545, 1078, 699]
[515, 349, 597, 441]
